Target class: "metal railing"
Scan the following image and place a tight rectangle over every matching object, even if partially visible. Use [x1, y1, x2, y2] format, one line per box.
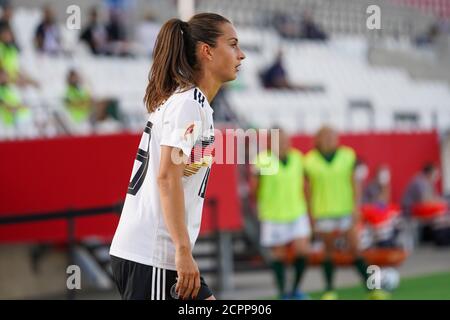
[0, 197, 239, 299]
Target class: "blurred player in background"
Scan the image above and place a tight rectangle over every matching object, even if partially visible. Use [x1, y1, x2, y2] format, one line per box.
[402, 163, 443, 217]
[363, 164, 392, 207]
[252, 128, 310, 300]
[64, 68, 122, 133]
[304, 126, 389, 300]
[402, 163, 449, 245]
[0, 24, 38, 87]
[0, 67, 33, 138]
[109, 13, 245, 300]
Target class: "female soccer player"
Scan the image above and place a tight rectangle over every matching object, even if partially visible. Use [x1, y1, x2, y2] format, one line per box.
[252, 129, 311, 300]
[109, 13, 245, 300]
[304, 126, 389, 300]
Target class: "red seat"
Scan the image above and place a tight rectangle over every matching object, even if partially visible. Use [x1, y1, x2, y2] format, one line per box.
[362, 204, 401, 227]
[285, 243, 408, 267]
[412, 201, 447, 220]
[307, 248, 408, 267]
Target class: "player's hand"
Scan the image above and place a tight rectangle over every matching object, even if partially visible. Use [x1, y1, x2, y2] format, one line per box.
[175, 247, 201, 300]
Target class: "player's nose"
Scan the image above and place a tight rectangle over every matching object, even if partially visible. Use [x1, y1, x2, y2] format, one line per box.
[239, 48, 246, 60]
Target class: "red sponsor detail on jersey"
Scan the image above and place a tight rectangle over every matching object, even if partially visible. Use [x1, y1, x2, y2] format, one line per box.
[184, 123, 195, 138]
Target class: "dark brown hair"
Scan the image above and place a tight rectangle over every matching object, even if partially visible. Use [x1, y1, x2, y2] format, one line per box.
[144, 13, 230, 113]
[422, 162, 437, 175]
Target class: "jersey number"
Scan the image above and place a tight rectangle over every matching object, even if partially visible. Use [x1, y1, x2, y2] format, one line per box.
[127, 121, 152, 195]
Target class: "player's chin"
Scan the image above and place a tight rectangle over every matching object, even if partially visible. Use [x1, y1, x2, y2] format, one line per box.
[227, 71, 238, 81]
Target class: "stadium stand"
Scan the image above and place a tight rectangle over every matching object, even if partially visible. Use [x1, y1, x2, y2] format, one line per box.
[0, 1, 448, 139]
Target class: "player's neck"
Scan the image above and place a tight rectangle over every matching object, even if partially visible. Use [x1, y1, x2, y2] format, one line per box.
[194, 70, 222, 104]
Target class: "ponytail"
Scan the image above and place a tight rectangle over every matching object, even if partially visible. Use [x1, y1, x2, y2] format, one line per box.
[144, 13, 230, 113]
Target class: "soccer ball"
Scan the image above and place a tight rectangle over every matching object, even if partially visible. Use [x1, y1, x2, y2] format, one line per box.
[380, 267, 400, 291]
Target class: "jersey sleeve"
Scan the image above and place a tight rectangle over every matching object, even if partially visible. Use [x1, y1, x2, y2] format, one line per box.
[160, 98, 203, 157]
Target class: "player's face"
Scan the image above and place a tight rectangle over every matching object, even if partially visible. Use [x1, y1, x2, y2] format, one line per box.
[317, 129, 339, 153]
[209, 23, 246, 83]
[68, 72, 80, 86]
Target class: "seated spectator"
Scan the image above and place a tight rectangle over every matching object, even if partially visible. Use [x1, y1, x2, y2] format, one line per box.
[300, 12, 328, 41]
[0, 23, 17, 79]
[0, 24, 38, 87]
[64, 69, 123, 133]
[415, 23, 440, 47]
[402, 163, 445, 217]
[273, 12, 301, 39]
[105, 8, 132, 56]
[34, 5, 61, 54]
[362, 165, 401, 247]
[260, 50, 324, 92]
[80, 7, 109, 55]
[402, 163, 450, 246]
[0, 3, 18, 49]
[0, 67, 33, 138]
[363, 165, 391, 207]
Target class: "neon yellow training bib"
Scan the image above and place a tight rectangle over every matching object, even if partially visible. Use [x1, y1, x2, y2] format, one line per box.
[304, 146, 356, 219]
[0, 85, 28, 126]
[0, 43, 19, 81]
[64, 85, 91, 123]
[254, 149, 307, 223]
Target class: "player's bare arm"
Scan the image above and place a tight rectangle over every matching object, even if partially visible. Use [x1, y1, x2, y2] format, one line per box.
[158, 145, 201, 300]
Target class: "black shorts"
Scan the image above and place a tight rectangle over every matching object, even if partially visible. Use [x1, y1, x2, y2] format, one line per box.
[110, 255, 213, 300]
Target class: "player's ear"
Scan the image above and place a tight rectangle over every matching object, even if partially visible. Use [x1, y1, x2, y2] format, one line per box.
[198, 42, 213, 62]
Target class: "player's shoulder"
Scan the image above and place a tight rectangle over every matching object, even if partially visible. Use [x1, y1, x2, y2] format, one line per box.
[253, 150, 276, 172]
[338, 146, 356, 157]
[158, 88, 206, 120]
[303, 149, 320, 170]
[170, 87, 207, 110]
[289, 148, 303, 158]
[255, 149, 272, 163]
[304, 148, 319, 160]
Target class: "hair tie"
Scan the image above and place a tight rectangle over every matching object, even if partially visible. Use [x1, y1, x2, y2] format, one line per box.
[180, 21, 189, 35]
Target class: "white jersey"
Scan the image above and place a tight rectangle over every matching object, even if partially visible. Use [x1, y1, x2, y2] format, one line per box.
[110, 87, 215, 270]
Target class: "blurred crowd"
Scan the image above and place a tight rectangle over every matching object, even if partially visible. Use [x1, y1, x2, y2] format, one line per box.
[0, 1, 162, 139]
[1, 1, 449, 140]
[272, 10, 328, 41]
